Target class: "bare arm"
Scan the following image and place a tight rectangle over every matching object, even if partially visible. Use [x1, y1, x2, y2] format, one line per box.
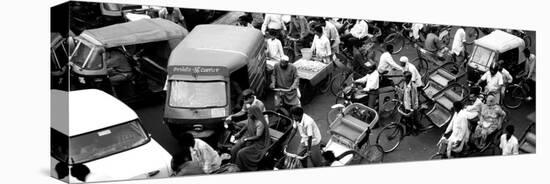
[245, 121, 265, 142]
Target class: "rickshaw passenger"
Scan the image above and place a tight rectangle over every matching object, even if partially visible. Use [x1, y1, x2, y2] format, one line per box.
[290, 106, 322, 168]
[266, 29, 286, 61]
[499, 125, 519, 155]
[270, 57, 301, 108]
[172, 133, 222, 176]
[470, 94, 506, 149]
[443, 101, 478, 158]
[451, 26, 467, 62]
[424, 26, 444, 53]
[105, 48, 133, 86]
[354, 62, 379, 108]
[477, 66, 504, 102]
[233, 106, 270, 171]
[310, 26, 332, 63]
[340, 19, 371, 53]
[226, 89, 267, 128]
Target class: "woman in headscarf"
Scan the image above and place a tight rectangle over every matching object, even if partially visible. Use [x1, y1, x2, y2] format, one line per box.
[230, 106, 270, 171]
[471, 93, 506, 149]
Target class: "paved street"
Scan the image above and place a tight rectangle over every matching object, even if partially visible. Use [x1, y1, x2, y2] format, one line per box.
[132, 21, 536, 165]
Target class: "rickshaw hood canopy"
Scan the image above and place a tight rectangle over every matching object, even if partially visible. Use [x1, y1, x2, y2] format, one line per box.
[474, 30, 525, 53]
[79, 18, 188, 48]
[168, 24, 263, 74]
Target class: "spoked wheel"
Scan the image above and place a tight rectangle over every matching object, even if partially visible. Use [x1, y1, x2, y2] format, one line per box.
[384, 33, 405, 54]
[410, 57, 429, 78]
[503, 85, 525, 109]
[330, 72, 348, 97]
[464, 27, 479, 45]
[327, 105, 344, 126]
[362, 144, 384, 164]
[317, 73, 332, 93]
[376, 123, 403, 153]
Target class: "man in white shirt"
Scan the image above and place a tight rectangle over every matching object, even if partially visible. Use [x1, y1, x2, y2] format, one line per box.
[261, 14, 287, 45]
[443, 101, 478, 158]
[310, 26, 332, 63]
[520, 48, 536, 100]
[319, 18, 341, 55]
[477, 66, 504, 102]
[399, 56, 424, 87]
[451, 26, 466, 62]
[340, 19, 372, 54]
[291, 106, 322, 167]
[500, 125, 519, 155]
[377, 45, 404, 75]
[354, 62, 379, 108]
[266, 29, 285, 61]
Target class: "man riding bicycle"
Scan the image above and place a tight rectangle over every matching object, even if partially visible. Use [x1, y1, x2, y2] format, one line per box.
[353, 62, 379, 108]
[270, 57, 301, 110]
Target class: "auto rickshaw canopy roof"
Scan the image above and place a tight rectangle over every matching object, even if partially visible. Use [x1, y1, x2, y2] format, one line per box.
[474, 30, 525, 53]
[79, 18, 188, 48]
[168, 24, 264, 73]
[60, 89, 139, 136]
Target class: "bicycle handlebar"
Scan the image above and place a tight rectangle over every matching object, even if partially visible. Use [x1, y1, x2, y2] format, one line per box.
[272, 88, 292, 92]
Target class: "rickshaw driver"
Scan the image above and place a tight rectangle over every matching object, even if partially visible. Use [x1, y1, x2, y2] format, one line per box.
[225, 89, 268, 129]
[377, 45, 404, 87]
[290, 106, 323, 168]
[354, 62, 380, 108]
[105, 48, 134, 86]
[400, 71, 423, 135]
[270, 56, 301, 109]
[476, 65, 504, 102]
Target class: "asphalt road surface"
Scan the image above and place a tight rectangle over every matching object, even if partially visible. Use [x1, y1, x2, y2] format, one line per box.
[133, 21, 536, 167]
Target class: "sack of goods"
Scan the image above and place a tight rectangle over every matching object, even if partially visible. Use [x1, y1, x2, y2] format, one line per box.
[294, 60, 326, 73]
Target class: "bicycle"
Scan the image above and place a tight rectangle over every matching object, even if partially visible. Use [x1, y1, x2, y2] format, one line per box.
[382, 23, 426, 55]
[283, 36, 301, 62]
[503, 76, 533, 109]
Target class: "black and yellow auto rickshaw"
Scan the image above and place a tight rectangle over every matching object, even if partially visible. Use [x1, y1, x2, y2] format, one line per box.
[68, 18, 188, 104]
[163, 24, 267, 138]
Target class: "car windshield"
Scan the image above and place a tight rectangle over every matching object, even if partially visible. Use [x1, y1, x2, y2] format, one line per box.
[169, 80, 227, 108]
[68, 120, 149, 164]
[470, 46, 495, 69]
[71, 42, 92, 68]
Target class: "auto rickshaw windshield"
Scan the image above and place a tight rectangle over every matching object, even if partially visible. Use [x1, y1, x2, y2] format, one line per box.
[68, 120, 149, 164]
[470, 46, 496, 69]
[169, 80, 227, 108]
[71, 43, 103, 70]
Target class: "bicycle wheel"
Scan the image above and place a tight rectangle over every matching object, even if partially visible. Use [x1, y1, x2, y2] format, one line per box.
[330, 72, 348, 97]
[410, 57, 429, 78]
[326, 105, 344, 126]
[362, 144, 384, 163]
[464, 27, 479, 45]
[503, 85, 525, 109]
[384, 33, 405, 54]
[317, 73, 332, 93]
[376, 124, 403, 153]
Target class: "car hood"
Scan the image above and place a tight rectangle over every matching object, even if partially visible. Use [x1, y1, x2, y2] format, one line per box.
[69, 139, 172, 183]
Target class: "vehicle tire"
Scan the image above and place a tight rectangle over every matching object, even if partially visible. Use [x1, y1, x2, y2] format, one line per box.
[384, 33, 405, 54]
[330, 72, 348, 97]
[464, 27, 479, 45]
[410, 57, 429, 78]
[503, 85, 525, 109]
[376, 124, 403, 153]
[362, 144, 384, 164]
[430, 153, 446, 160]
[327, 105, 344, 127]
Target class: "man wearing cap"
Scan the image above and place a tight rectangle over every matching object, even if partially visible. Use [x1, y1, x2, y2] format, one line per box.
[354, 62, 379, 108]
[398, 56, 424, 87]
[271, 57, 301, 109]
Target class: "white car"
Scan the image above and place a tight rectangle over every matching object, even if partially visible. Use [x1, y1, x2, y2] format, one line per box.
[51, 89, 173, 183]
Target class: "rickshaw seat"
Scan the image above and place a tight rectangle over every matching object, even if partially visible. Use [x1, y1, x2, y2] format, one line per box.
[429, 69, 456, 87]
[423, 81, 443, 100]
[434, 90, 463, 110]
[426, 103, 452, 128]
[269, 128, 284, 141]
[329, 115, 369, 142]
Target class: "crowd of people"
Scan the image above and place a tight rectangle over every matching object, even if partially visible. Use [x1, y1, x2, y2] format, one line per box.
[165, 12, 535, 175]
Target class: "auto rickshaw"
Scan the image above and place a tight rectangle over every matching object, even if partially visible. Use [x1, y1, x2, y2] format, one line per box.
[164, 24, 267, 138]
[467, 30, 526, 82]
[68, 18, 188, 104]
[51, 33, 70, 90]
